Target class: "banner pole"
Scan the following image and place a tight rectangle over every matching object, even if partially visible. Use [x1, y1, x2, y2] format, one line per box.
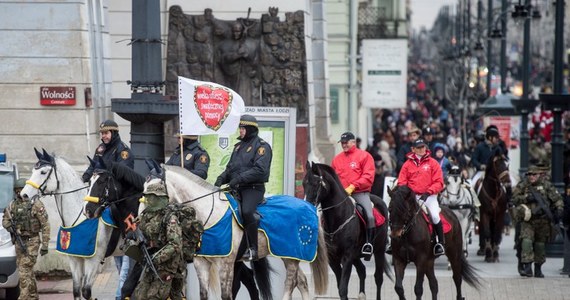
[179, 136, 184, 167]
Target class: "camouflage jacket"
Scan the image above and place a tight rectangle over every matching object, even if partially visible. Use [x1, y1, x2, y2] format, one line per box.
[512, 178, 563, 219]
[2, 197, 50, 248]
[139, 208, 183, 274]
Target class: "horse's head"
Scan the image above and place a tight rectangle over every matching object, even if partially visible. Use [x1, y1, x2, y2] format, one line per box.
[21, 148, 58, 200]
[84, 157, 122, 218]
[486, 149, 512, 194]
[302, 161, 330, 206]
[387, 185, 418, 238]
[145, 159, 165, 188]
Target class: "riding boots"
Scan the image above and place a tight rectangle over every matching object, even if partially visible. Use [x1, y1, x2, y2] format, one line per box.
[433, 221, 445, 257]
[242, 222, 259, 261]
[534, 263, 544, 278]
[362, 228, 375, 261]
[521, 263, 533, 277]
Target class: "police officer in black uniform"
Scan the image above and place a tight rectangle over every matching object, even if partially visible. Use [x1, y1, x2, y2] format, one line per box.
[82, 119, 134, 182]
[166, 135, 210, 179]
[214, 115, 272, 261]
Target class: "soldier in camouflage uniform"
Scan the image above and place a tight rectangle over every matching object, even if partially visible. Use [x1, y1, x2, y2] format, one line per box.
[134, 182, 184, 300]
[166, 135, 210, 179]
[2, 178, 50, 300]
[512, 165, 564, 277]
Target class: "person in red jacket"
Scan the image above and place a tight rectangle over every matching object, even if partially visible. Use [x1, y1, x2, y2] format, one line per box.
[331, 132, 376, 259]
[398, 138, 446, 256]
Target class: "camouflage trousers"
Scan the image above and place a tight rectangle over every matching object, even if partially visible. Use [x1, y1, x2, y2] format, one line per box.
[170, 269, 186, 300]
[15, 236, 41, 300]
[520, 218, 551, 264]
[134, 270, 174, 300]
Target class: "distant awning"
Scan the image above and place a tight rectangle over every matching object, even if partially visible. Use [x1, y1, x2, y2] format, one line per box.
[476, 93, 519, 116]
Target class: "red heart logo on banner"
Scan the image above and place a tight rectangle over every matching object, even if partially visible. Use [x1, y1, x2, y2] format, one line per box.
[193, 85, 233, 130]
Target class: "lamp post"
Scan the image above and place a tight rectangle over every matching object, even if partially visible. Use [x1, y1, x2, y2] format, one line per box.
[485, 0, 493, 99]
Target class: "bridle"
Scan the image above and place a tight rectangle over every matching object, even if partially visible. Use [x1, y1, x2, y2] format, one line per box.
[389, 194, 423, 237]
[309, 173, 356, 241]
[26, 159, 88, 227]
[481, 155, 511, 200]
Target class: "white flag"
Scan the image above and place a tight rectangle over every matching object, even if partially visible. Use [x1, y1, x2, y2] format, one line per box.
[179, 76, 245, 135]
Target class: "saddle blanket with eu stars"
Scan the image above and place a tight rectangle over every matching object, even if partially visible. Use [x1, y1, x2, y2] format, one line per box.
[56, 208, 116, 257]
[197, 193, 319, 262]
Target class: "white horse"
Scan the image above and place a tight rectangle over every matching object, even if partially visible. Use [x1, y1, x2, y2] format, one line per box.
[439, 172, 479, 256]
[146, 164, 329, 300]
[20, 149, 118, 300]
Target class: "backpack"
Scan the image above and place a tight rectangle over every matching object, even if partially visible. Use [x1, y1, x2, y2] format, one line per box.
[162, 203, 204, 263]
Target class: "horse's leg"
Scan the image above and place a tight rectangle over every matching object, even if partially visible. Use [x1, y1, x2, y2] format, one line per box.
[193, 258, 212, 300]
[493, 211, 505, 262]
[329, 261, 343, 288]
[353, 259, 367, 300]
[413, 257, 429, 300]
[448, 251, 464, 300]
[373, 253, 385, 300]
[423, 258, 438, 300]
[480, 213, 493, 262]
[295, 267, 310, 300]
[217, 259, 236, 300]
[82, 257, 104, 300]
[233, 262, 259, 300]
[68, 257, 84, 300]
[338, 257, 354, 300]
[393, 258, 407, 300]
[282, 259, 300, 300]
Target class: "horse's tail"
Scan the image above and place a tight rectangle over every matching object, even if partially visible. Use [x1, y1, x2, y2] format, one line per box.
[460, 255, 482, 289]
[310, 224, 329, 295]
[252, 258, 274, 300]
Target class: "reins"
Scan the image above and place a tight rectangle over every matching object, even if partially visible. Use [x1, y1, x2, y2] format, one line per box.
[313, 174, 357, 241]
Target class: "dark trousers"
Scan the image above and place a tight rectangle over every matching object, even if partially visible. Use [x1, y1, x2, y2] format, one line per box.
[238, 186, 265, 249]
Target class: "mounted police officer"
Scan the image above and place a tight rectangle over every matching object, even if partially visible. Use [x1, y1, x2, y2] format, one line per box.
[471, 126, 502, 180]
[82, 119, 134, 182]
[81, 119, 134, 299]
[214, 115, 272, 261]
[512, 165, 564, 277]
[135, 182, 184, 300]
[2, 178, 50, 300]
[166, 135, 209, 179]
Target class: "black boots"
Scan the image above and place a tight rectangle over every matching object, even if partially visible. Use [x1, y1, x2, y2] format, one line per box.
[534, 263, 544, 278]
[362, 228, 374, 261]
[521, 263, 533, 277]
[242, 223, 258, 261]
[433, 221, 445, 257]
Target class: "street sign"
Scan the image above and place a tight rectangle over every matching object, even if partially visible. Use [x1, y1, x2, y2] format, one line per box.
[40, 86, 76, 106]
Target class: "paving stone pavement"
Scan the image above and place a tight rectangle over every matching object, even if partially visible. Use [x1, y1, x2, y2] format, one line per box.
[29, 227, 570, 299]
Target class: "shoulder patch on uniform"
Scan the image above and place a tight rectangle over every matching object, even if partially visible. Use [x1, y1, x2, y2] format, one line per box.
[120, 150, 129, 160]
[246, 146, 253, 153]
[185, 153, 192, 161]
[200, 155, 208, 163]
[257, 147, 266, 156]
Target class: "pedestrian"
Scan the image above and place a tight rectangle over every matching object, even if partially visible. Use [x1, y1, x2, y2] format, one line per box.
[331, 131, 376, 260]
[512, 165, 564, 277]
[432, 143, 451, 177]
[81, 119, 134, 300]
[2, 178, 50, 300]
[214, 114, 272, 261]
[395, 126, 421, 175]
[134, 182, 184, 299]
[166, 135, 210, 179]
[395, 138, 446, 257]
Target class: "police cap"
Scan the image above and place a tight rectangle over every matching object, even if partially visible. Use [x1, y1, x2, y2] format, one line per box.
[239, 114, 258, 128]
[99, 120, 119, 132]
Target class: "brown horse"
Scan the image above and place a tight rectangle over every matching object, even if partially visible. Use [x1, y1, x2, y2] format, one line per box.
[476, 150, 512, 262]
[388, 185, 481, 300]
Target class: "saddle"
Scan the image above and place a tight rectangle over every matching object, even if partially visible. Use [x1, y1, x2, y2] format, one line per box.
[420, 212, 452, 235]
[354, 202, 385, 228]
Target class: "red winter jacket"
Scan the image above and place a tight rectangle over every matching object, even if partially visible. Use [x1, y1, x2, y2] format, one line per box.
[331, 146, 375, 192]
[397, 150, 444, 195]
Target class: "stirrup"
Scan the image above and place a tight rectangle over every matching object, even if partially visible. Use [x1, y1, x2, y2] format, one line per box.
[385, 243, 392, 255]
[433, 243, 445, 257]
[242, 248, 258, 261]
[361, 243, 373, 256]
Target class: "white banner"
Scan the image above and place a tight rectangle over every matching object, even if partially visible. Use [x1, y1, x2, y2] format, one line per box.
[362, 39, 408, 109]
[179, 76, 245, 135]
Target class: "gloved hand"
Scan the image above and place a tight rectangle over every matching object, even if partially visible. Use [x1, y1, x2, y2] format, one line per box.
[344, 184, 355, 195]
[40, 246, 48, 256]
[214, 177, 224, 187]
[82, 172, 91, 183]
[229, 178, 240, 189]
[420, 193, 429, 201]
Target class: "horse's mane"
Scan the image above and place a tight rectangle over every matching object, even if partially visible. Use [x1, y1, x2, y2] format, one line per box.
[163, 164, 216, 191]
[110, 162, 145, 191]
[314, 163, 344, 189]
[391, 185, 417, 215]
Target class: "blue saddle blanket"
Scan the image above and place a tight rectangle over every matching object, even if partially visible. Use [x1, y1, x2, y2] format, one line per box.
[197, 193, 319, 262]
[56, 208, 115, 257]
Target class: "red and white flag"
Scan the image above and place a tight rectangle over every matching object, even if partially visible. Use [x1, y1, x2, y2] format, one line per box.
[179, 76, 245, 135]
